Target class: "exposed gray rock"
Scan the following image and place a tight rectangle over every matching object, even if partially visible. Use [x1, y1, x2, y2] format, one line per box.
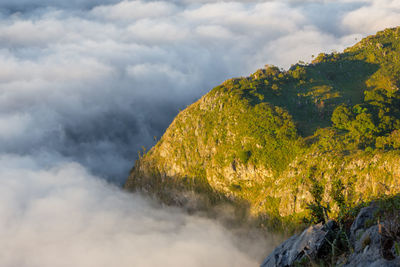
[342, 203, 400, 266]
[344, 256, 400, 267]
[260, 221, 336, 267]
[350, 204, 378, 242]
[343, 225, 386, 266]
[354, 225, 381, 253]
[261, 203, 400, 267]
[362, 259, 400, 267]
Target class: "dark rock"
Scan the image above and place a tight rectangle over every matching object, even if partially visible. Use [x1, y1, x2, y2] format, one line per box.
[342, 216, 400, 266]
[350, 204, 379, 242]
[344, 225, 384, 266]
[260, 220, 336, 267]
[344, 257, 400, 267]
[261, 203, 400, 267]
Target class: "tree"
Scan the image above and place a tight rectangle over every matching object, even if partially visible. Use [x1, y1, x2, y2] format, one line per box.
[331, 104, 353, 130]
[349, 113, 377, 147]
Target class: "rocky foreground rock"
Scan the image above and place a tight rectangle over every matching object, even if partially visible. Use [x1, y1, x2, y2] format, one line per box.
[261, 221, 336, 266]
[261, 204, 400, 266]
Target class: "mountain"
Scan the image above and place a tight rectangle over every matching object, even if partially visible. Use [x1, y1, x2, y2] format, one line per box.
[125, 27, 400, 232]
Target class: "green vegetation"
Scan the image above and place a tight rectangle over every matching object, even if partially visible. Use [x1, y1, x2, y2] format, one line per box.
[125, 27, 400, 234]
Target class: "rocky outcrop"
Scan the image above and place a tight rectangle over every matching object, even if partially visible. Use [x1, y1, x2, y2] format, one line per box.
[344, 204, 400, 267]
[349, 204, 379, 243]
[261, 221, 336, 267]
[344, 225, 398, 267]
[261, 204, 400, 266]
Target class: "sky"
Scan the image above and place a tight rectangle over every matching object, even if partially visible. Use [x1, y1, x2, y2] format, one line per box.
[0, 0, 400, 266]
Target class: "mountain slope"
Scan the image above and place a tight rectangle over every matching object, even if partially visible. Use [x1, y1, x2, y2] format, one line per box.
[125, 27, 400, 231]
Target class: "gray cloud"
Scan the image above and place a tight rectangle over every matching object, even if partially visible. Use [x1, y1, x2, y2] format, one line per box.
[0, 0, 399, 266]
[0, 0, 121, 12]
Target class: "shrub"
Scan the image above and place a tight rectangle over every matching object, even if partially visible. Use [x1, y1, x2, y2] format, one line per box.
[238, 150, 252, 164]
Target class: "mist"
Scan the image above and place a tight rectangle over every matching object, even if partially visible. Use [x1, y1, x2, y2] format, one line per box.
[0, 155, 276, 266]
[0, 0, 399, 266]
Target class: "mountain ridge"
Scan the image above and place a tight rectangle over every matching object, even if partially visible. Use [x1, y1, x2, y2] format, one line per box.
[125, 26, 400, 232]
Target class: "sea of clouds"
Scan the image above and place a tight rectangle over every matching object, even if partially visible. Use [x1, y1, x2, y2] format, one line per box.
[0, 0, 399, 266]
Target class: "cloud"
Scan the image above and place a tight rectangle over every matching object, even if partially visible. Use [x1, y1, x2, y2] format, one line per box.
[342, 0, 400, 33]
[0, 155, 273, 267]
[0, 0, 399, 265]
[91, 0, 177, 21]
[0, 0, 121, 11]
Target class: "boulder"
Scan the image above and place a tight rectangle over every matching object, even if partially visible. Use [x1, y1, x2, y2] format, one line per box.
[343, 208, 400, 267]
[260, 203, 400, 267]
[343, 225, 385, 266]
[343, 204, 400, 266]
[350, 204, 378, 242]
[261, 221, 336, 267]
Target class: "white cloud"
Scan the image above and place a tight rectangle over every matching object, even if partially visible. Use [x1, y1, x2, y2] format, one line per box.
[0, 156, 268, 267]
[127, 20, 190, 43]
[92, 0, 177, 21]
[195, 25, 234, 39]
[342, 0, 400, 33]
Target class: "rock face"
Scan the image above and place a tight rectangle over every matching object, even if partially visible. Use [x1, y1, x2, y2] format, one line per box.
[349, 204, 379, 242]
[344, 204, 400, 267]
[344, 225, 397, 267]
[125, 27, 400, 223]
[261, 221, 336, 267]
[261, 204, 400, 266]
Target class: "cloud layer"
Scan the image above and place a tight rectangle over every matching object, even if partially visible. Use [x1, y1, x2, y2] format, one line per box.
[0, 155, 272, 267]
[0, 0, 400, 266]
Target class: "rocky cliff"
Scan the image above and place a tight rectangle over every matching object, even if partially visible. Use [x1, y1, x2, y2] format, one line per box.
[125, 27, 400, 231]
